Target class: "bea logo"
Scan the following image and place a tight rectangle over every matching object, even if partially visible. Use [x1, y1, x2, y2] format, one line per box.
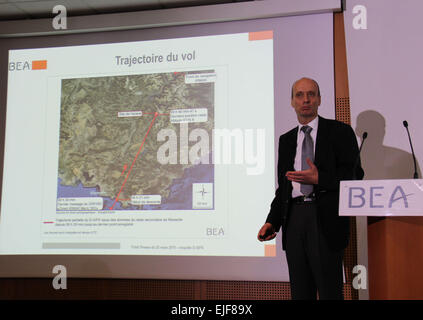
[348, 185, 412, 209]
[9, 60, 47, 71]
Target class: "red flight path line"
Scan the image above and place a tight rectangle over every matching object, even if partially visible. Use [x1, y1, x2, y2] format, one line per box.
[109, 112, 159, 210]
[120, 164, 128, 176]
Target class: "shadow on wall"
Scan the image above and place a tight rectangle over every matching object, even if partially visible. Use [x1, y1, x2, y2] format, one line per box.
[355, 110, 421, 180]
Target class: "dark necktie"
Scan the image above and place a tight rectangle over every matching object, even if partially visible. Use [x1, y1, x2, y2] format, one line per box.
[301, 125, 314, 196]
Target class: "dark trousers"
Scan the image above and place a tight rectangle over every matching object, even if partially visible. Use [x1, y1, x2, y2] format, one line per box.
[285, 202, 344, 300]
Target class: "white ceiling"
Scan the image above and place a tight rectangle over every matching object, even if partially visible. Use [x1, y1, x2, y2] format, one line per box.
[0, 0, 252, 20]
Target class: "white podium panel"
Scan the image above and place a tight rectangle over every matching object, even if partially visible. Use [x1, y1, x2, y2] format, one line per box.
[339, 179, 423, 216]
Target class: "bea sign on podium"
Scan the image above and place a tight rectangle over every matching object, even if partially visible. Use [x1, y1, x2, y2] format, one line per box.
[339, 179, 423, 216]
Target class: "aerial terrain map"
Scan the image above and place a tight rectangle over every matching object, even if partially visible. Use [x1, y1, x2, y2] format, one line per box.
[57, 71, 215, 211]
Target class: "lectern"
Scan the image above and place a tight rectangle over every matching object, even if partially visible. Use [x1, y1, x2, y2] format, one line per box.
[340, 179, 423, 299]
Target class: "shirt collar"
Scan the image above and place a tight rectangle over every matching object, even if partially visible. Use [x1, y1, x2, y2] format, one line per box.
[298, 116, 318, 132]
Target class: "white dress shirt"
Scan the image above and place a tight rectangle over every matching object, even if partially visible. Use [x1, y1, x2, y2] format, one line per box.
[291, 116, 318, 198]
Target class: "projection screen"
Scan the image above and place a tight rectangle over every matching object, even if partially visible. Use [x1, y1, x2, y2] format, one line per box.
[0, 9, 335, 281]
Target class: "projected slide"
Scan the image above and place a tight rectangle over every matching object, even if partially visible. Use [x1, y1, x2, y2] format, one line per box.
[1, 32, 275, 257]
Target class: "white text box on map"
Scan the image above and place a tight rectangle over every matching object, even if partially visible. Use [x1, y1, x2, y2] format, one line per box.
[131, 195, 162, 205]
[57, 197, 103, 211]
[170, 108, 208, 123]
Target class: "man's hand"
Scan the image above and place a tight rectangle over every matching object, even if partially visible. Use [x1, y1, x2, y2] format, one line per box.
[257, 223, 277, 241]
[285, 158, 318, 185]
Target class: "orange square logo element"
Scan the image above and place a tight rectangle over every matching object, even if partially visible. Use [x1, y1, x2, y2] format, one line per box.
[32, 60, 47, 70]
[248, 30, 273, 41]
[264, 244, 276, 257]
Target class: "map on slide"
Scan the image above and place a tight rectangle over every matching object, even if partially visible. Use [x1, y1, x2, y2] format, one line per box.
[57, 71, 215, 211]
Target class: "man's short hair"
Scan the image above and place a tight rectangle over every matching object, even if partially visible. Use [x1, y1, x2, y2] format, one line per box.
[291, 78, 321, 99]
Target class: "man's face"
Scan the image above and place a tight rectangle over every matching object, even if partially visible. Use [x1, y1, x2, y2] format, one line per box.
[291, 78, 321, 122]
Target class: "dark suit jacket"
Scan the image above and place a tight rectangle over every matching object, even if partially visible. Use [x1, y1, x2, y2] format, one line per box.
[266, 116, 364, 251]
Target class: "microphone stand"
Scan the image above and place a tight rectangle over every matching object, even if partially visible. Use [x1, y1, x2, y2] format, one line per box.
[403, 121, 418, 179]
[353, 132, 367, 180]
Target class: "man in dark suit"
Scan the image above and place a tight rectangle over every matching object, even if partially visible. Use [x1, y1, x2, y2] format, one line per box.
[258, 77, 364, 300]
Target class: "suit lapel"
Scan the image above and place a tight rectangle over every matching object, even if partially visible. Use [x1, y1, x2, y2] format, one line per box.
[314, 116, 329, 167]
[285, 126, 298, 171]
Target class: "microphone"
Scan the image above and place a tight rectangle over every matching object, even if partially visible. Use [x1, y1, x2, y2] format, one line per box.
[359, 132, 368, 152]
[353, 131, 367, 180]
[403, 120, 419, 179]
